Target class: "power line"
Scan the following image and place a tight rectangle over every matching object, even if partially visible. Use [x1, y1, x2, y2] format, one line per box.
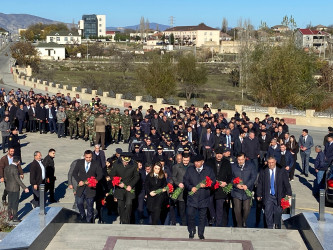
[169, 16, 175, 27]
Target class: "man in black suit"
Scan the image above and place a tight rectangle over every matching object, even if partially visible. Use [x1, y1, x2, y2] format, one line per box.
[36, 102, 47, 134]
[258, 129, 271, 167]
[257, 156, 292, 229]
[73, 150, 103, 223]
[201, 126, 215, 161]
[110, 152, 139, 224]
[233, 130, 245, 157]
[184, 154, 216, 240]
[30, 151, 46, 208]
[137, 162, 151, 224]
[206, 147, 232, 227]
[7, 102, 17, 126]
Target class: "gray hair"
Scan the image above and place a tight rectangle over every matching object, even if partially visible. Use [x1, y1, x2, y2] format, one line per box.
[315, 145, 322, 151]
[94, 144, 101, 149]
[34, 151, 41, 157]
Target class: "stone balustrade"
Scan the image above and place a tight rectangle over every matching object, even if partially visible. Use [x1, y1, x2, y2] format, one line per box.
[11, 66, 332, 127]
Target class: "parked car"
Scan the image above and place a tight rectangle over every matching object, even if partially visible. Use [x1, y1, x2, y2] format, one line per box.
[325, 168, 333, 205]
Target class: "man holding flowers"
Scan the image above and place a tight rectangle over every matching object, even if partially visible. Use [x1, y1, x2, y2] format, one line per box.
[183, 154, 216, 240]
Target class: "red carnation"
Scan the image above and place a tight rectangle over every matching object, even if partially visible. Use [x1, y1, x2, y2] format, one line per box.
[101, 198, 106, 206]
[112, 176, 122, 186]
[87, 176, 98, 188]
[167, 183, 174, 193]
[281, 196, 290, 210]
[214, 181, 220, 190]
[233, 177, 241, 184]
[205, 176, 213, 187]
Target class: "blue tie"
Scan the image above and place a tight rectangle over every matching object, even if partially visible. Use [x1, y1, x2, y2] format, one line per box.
[271, 170, 275, 196]
[85, 163, 89, 173]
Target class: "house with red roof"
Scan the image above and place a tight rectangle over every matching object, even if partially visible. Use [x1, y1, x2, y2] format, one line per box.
[295, 28, 331, 49]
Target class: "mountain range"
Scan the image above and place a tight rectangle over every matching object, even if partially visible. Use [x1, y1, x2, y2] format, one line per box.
[0, 13, 66, 33]
[0, 12, 170, 34]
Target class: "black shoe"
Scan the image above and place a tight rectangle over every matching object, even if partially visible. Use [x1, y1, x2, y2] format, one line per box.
[98, 219, 104, 224]
[75, 136, 79, 140]
[49, 199, 58, 203]
[305, 174, 309, 177]
[209, 217, 215, 226]
[170, 221, 176, 226]
[242, 222, 247, 228]
[70, 136, 73, 140]
[189, 231, 195, 239]
[115, 141, 119, 144]
[30, 201, 36, 209]
[90, 142, 94, 146]
[40, 132, 42, 134]
[80, 216, 87, 223]
[84, 138, 88, 141]
[13, 219, 22, 223]
[139, 219, 144, 224]
[199, 235, 205, 240]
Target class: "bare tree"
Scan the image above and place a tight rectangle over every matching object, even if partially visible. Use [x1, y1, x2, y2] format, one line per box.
[140, 16, 145, 41]
[145, 18, 150, 40]
[221, 18, 228, 33]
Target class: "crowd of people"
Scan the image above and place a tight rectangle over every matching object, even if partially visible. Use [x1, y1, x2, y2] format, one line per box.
[0, 86, 333, 239]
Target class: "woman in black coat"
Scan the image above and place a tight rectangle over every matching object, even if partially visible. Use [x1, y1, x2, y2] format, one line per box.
[145, 162, 168, 225]
[286, 135, 299, 181]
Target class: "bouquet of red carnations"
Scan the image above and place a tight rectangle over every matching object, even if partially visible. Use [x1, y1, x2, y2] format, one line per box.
[281, 196, 290, 210]
[86, 176, 98, 188]
[214, 181, 233, 194]
[233, 177, 252, 197]
[154, 183, 174, 195]
[171, 187, 184, 200]
[101, 198, 106, 206]
[109, 176, 135, 194]
[189, 176, 213, 196]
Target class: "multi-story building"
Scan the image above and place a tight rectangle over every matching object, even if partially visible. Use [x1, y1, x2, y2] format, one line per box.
[46, 30, 81, 44]
[78, 14, 106, 38]
[295, 28, 331, 49]
[163, 23, 220, 47]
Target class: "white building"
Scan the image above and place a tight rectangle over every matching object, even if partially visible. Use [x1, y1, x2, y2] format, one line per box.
[163, 23, 220, 47]
[36, 43, 66, 60]
[295, 28, 331, 49]
[46, 31, 81, 45]
[78, 14, 106, 38]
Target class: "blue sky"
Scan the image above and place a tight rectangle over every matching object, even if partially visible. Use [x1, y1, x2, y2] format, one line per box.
[1, 0, 332, 28]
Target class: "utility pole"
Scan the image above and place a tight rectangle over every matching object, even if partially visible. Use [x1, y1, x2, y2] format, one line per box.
[169, 16, 175, 27]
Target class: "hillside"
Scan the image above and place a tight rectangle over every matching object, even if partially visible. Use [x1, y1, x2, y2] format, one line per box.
[107, 22, 170, 32]
[0, 13, 66, 33]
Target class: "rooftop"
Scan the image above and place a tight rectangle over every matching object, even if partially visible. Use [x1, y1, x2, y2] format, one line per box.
[165, 23, 218, 32]
[47, 30, 80, 37]
[298, 28, 330, 36]
[36, 42, 65, 48]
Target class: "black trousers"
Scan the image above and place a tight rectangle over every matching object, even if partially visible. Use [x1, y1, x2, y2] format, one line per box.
[39, 120, 46, 132]
[170, 200, 187, 226]
[233, 198, 251, 227]
[137, 190, 146, 220]
[187, 206, 207, 236]
[265, 195, 282, 229]
[45, 180, 55, 201]
[2, 136, 9, 153]
[8, 191, 19, 219]
[29, 120, 36, 132]
[215, 198, 225, 227]
[117, 193, 134, 224]
[2, 187, 8, 201]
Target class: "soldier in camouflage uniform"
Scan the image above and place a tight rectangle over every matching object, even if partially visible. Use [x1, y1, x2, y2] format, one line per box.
[87, 110, 97, 146]
[121, 109, 133, 143]
[82, 107, 91, 141]
[75, 105, 84, 138]
[110, 108, 121, 144]
[67, 107, 78, 139]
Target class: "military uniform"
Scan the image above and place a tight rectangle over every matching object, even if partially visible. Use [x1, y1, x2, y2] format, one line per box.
[67, 108, 77, 139]
[121, 113, 133, 143]
[82, 109, 91, 140]
[109, 155, 139, 224]
[8, 133, 21, 161]
[111, 111, 121, 143]
[75, 107, 84, 138]
[87, 112, 96, 145]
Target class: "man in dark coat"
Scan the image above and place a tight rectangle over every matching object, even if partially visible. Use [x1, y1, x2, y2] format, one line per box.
[184, 154, 216, 240]
[257, 156, 292, 229]
[137, 162, 151, 224]
[35, 102, 48, 134]
[242, 131, 260, 172]
[42, 149, 57, 203]
[171, 153, 193, 226]
[206, 147, 232, 227]
[201, 126, 215, 161]
[258, 129, 271, 167]
[7, 102, 17, 126]
[266, 138, 281, 162]
[110, 153, 139, 224]
[73, 150, 103, 223]
[30, 151, 46, 208]
[15, 104, 25, 134]
[8, 128, 21, 162]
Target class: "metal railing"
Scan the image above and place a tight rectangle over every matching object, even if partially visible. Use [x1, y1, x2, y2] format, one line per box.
[242, 105, 268, 113]
[276, 108, 306, 116]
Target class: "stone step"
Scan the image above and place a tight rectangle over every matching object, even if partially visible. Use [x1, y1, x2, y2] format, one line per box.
[46, 224, 307, 250]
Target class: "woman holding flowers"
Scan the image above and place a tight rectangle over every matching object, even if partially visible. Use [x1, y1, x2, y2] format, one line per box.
[231, 153, 257, 228]
[145, 162, 169, 225]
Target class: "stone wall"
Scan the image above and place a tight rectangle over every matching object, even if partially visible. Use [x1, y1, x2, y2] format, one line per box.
[12, 66, 332, 127]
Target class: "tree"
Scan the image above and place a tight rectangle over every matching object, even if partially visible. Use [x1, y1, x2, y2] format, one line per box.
[177, 54, 208, 100]
[11, 42, 40, 72]
[247, 41, 325, 109]
[170, 33, 175, 45]
[319, 62, 333, 92]
[137, 55, 176, 98]
[229, 68, 240, 87]
[221, 18, 228, 33]
[119, 53, 133, 80]
[140, 16, 145, 41]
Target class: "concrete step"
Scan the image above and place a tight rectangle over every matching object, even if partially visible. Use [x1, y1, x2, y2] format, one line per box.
[46, 224, 307, 250]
